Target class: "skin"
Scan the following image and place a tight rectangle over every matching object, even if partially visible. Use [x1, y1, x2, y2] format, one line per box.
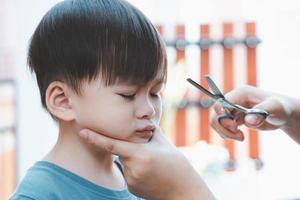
[43, 73, 165, 190]
[210, 85, 300, 144]
[69, 76, 164, 144]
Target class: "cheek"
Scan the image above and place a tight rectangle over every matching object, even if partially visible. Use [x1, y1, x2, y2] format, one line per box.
[74, 99, 134, 139]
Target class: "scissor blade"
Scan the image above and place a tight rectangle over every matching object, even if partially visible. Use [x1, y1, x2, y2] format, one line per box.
[204, 75, 224, 97]
[186, 78, 217, 100]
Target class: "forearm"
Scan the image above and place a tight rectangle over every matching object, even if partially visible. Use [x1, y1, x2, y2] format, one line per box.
[281, 96, 300, 144]
[162, 164, 215, 200]
[169, 175, 215, 200]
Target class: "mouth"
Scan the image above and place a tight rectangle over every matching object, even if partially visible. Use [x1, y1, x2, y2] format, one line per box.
[136, 126, 155, 140]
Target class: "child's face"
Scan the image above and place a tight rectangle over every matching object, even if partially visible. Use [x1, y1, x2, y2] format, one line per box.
[71, 74, 165, 143]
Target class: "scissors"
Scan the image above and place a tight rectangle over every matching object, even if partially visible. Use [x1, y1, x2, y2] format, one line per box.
[186, 75, 269, 126]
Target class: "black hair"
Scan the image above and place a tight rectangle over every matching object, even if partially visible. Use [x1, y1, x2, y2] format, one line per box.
[28, 0, 167, 109]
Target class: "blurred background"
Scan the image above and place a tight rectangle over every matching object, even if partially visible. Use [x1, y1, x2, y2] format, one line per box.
[1, 0, 300, 199]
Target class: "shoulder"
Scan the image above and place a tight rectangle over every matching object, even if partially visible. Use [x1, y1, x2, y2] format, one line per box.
[10, 162, 63, 200]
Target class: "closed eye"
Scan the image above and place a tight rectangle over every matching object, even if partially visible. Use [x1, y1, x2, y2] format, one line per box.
[118, 93, 136, 100]
[150, 93, 159, 98]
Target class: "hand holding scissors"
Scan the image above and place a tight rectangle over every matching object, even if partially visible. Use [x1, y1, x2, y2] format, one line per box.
[187, 76, 269, 136]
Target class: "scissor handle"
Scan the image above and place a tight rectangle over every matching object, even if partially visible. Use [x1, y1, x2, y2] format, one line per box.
[217, 111, 237, 132]
[245, 108, 269, 119]
[217, 114, 234, 125]
[218, 108, 269, 129]
[217, 107, 234, 124]
[220, 99, 269, 119]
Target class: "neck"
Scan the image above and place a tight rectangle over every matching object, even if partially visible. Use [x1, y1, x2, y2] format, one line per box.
[44, 121, 125, 189]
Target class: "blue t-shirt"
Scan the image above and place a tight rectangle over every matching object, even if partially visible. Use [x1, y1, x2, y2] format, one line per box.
[10, 161, 143, 200]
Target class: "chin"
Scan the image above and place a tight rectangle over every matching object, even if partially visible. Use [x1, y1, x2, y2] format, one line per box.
[128, 137, 150, 144]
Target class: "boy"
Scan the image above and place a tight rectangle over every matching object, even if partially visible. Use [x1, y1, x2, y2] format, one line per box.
[11, 0, 167, 199]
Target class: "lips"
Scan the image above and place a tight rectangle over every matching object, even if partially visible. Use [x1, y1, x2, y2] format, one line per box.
[136, 125, 155, 139]
[137, 125, 155, 132]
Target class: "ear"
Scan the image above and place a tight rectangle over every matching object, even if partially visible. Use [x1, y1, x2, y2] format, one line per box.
[45, 81, 76, 121]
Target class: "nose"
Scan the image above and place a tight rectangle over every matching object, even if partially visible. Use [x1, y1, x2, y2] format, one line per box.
[136, 97, 156, 119]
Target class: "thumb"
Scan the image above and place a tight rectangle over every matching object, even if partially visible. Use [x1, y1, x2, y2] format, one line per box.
[244, 113, 265, 127]
[79, 129, 141, 158]
[245, 97, 292, 127]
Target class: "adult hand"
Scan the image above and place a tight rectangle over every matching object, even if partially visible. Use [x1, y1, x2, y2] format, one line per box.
[79, 125, 215, 200]
[211, 85, 295, 141]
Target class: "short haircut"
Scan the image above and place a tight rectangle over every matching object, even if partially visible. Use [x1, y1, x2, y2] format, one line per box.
[28, 0, 167, 109]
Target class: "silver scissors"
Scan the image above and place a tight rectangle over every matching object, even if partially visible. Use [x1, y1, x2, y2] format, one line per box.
[186, 75, 269, 126]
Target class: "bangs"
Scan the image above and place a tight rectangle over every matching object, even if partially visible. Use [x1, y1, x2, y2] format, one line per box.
[99, 29, 167, 86]
[93, 1, 167, 86]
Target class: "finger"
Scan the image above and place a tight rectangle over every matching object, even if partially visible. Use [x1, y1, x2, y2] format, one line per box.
[211, 123, 226, 139]
[211, 122, 244, 141]
[224, 85, 267, 107]
[234, 111, 246, 126]
[79, 129, 142, 158]
[218, 116, 238, 132]
[211, 115, 244, 141]
[246, 97, 292, 128]
[213, 102, 223, 114]
[244, 113, 277, 130]
[244, 114, 265, 127]
[213, 100, 242, 119]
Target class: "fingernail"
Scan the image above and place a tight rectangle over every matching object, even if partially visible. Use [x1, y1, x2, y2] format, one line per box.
[245, 114, 261, 126]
